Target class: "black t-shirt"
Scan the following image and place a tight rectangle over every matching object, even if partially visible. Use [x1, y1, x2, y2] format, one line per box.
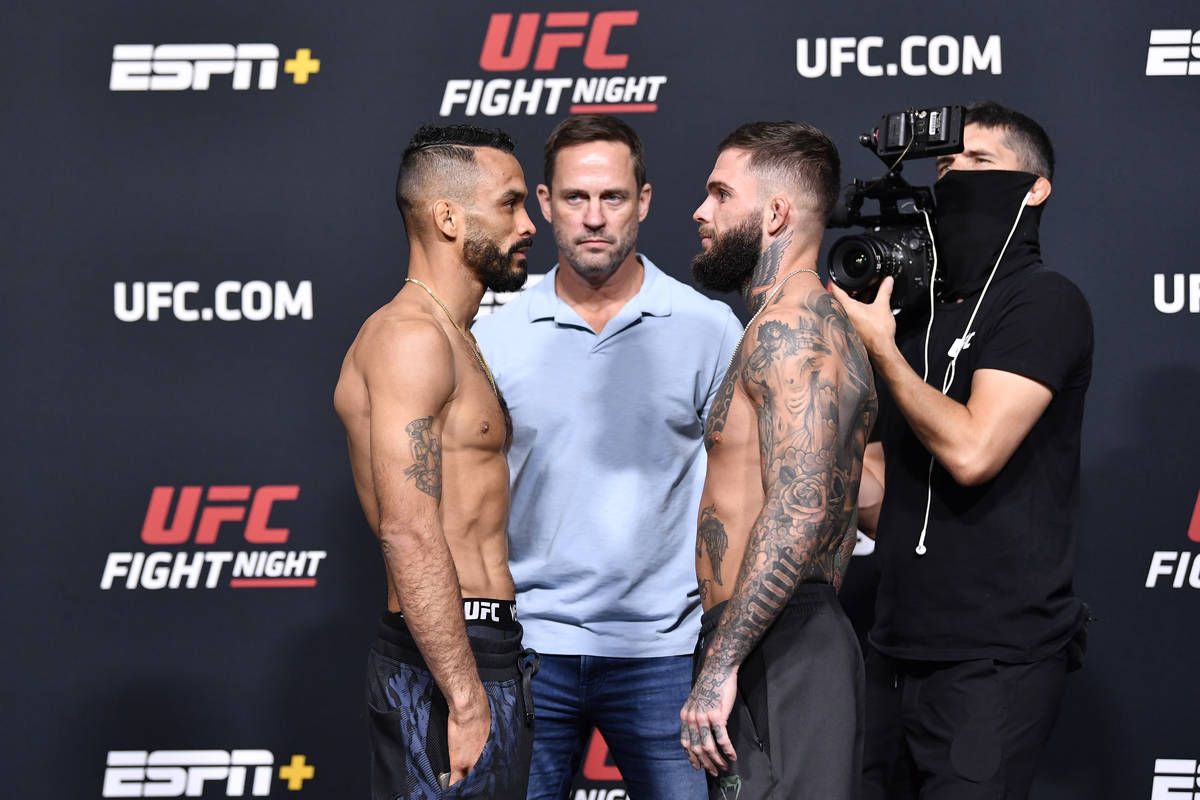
[870, 264, 1093, 662]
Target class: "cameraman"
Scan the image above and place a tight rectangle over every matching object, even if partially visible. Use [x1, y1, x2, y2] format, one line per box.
[831, 102, 1092, 799]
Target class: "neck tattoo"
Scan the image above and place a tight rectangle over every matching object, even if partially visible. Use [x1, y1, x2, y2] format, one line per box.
[726, 268, 819, 373]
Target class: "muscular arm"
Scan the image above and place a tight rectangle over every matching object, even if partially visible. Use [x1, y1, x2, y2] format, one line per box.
[364, 321, 488, 727]
[682, 297, 872, 774]
[832, 278, 1052, 486]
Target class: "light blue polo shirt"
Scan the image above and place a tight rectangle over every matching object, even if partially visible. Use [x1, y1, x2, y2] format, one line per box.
[473, 255, 742, 657]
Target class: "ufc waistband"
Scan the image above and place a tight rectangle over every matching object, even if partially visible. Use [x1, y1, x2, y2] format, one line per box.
[700, 582, 838, 638]
[376, 599, 524, 681]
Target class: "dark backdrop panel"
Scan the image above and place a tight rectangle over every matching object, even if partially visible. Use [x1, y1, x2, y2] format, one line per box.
[4, 1, 1197, 797]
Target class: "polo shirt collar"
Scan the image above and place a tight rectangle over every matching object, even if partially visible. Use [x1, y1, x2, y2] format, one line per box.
[526, 254, 673, 324]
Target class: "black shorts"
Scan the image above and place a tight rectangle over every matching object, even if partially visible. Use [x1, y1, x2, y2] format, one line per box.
[366, 599, 539, 799]
[695, 584, 864, 800]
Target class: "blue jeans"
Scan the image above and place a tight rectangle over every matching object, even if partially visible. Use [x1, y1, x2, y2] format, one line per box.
[526, 654, 707, 800]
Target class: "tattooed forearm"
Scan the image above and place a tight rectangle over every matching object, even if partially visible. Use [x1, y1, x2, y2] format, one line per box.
[402, 416, 442, 499]
[697, 505, 730, 585]
[742, 230, 794, 313]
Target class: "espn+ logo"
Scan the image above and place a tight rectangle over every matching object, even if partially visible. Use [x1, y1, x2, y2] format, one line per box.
[103, 750, 314, 797]
[110, 44, 320, 91]
[440, 11, 667, 117]
[1146, 30, 1200, 76]
[100, 485, 327, 591]
[1153, 759, 1200, 799]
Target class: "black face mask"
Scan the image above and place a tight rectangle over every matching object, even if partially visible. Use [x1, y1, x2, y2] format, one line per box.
[934, 170, 1042, 299]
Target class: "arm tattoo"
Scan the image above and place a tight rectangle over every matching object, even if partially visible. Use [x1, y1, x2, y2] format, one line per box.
[704, 371, 737, 452]
[743, 230, 794, 314]
[701, 290, 876, 671]
[402, 416, 442, 499]
[697, 505, 730, 585]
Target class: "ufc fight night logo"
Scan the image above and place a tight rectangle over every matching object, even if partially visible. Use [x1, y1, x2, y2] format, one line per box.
[439, 11, 667, 117]
[1146, 30, 1200, 76]
[100, 485, 328, 591]
[796, 35, 1001, 78]
[109, 44, 320, 91]
[114, 281, 314, 323]
[1145, 490, 1200, 589]
[103, 750, 315, 796]
[1152, 759, 1200, 799]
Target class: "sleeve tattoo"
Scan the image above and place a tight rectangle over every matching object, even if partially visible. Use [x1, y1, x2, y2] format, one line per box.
[403, 416, 442, 499]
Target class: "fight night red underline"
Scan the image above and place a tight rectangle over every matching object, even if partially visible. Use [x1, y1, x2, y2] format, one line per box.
[570, 103, 657, 113]
[229, 578, 318, 588]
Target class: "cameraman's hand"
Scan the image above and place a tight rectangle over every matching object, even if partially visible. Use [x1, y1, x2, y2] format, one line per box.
[831, 277, 898, 360]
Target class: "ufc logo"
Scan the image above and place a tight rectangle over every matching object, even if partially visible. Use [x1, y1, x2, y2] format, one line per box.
[479, 11, 638, 71]
[140, 485, 299, 545]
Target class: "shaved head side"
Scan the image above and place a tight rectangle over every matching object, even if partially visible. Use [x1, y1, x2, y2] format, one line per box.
[718, 121, 840, 225]
[396, 124, 516, 233]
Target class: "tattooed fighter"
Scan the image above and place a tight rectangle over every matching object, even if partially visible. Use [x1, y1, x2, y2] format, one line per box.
[334, 124, 539, 800]
[682, 121, 877, 799]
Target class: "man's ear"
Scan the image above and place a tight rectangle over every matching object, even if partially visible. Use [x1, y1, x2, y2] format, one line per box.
[536, 184, 553, 224]
[1027, 176, 1052, 207]
[433, 199, 460, 239]
[637, 182, 652, 223]
[765, 194, 790, 237]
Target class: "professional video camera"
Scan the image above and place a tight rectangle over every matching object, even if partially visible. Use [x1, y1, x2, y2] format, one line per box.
[827, 106, 964, 309]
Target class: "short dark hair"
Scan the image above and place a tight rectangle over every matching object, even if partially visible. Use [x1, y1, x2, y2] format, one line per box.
[395, 124, 515, 229]
[964, 101, 1055, 180]
[717, 121, 841, 223]
[543, 114, 647, 190]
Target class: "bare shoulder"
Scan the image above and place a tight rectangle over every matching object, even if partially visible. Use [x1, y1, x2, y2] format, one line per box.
[745, 285, 874, 395]
[338, 301, 457, 410]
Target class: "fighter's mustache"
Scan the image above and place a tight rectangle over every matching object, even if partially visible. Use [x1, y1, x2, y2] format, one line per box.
[697, 226, 715, 238]
[509, 237, 535, 255]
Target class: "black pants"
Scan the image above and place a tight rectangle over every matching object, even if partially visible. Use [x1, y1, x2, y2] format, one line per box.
[365, 609, 538, 799]
[695, 584, 864, 800]
[862, 646, 1067, 800]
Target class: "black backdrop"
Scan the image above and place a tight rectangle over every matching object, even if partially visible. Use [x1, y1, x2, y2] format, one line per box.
[4, 1, 1199, 797]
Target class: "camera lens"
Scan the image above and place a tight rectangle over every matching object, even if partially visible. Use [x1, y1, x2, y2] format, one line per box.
[828, 235, 883, 292]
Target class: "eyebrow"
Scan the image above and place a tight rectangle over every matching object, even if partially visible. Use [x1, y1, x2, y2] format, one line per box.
[707, 180, 733, 193]
[499, 188, 526, 203]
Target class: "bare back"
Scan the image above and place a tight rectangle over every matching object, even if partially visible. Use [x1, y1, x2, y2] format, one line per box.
[334, 288, 515, 611]
[697, 279, 876, 609]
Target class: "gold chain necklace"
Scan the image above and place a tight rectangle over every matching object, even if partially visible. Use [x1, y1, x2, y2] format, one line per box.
[726, 268, 819, 373]
[404, 278, 502, 405]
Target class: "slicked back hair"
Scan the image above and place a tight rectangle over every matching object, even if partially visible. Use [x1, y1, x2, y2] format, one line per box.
[395, 124, 516, 232]
[543, 114, 647, 191]
[964, 101, 1055, 180]
[718, 121, 841, 224]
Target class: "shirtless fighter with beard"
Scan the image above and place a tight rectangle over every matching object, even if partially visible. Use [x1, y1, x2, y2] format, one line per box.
[680, 121, 876, 800]
[335, 124, 539, 800]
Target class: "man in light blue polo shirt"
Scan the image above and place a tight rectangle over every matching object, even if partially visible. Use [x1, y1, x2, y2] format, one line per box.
[473, 115, 741, 800]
